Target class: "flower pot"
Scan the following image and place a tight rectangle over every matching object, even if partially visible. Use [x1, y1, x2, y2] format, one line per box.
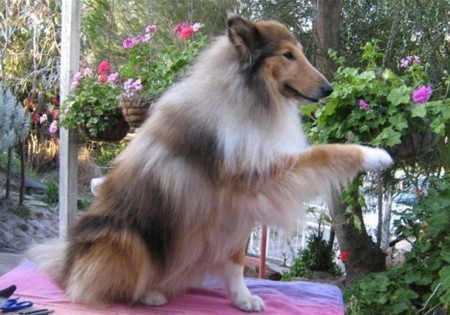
[80, 114, 130, 142]
[389, 129, 439, 159]
[120, 96, 152, 128]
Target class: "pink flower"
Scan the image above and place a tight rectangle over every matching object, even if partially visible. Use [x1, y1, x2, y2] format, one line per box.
[412, 86, 432, 104]
[400, 55, 421, 68]
[180, 26, 194, 39]
[145, 24, 157, 33]
[39, 114, 48, 124]
[73, 71, 83, 81]
[192, 22, 203, 32]
[82, 67, 93, 76]
[123, 38, 135, 49]
[48, 121, 58, 134]
[141, 33, 152, 42]
[97, 60, 111, 73]
[107, 72, 119, 86]
[358, 99, 370, 110]
[132, 79, 143, 91]
[70, 80, 80, 90]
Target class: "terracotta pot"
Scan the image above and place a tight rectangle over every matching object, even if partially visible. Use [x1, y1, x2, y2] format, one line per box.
[120, 96, 152, 128]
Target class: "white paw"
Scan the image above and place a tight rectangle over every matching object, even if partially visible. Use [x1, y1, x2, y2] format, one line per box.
[232, 293, 265, 312]
[359, 146, 393, 171]
[140, 291, 168, 306]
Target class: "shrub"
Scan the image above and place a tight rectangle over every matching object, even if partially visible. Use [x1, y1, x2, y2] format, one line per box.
[282, 219, 342, 280]
[344, 175, 450, 314]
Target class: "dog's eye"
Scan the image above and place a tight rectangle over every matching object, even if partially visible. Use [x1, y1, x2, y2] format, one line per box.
[283, 52, 295, 60]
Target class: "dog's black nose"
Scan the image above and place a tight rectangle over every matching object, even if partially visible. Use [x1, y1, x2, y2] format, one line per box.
[321, 83, 333, 97]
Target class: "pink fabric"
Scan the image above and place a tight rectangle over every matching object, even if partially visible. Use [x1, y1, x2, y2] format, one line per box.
[0, 262, 344, 314]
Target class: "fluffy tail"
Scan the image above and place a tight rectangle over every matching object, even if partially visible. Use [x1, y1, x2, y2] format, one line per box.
[26, 238, 67, 284]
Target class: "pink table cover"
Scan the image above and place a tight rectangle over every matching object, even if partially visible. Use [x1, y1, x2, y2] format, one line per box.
[0, 262, 344, 314]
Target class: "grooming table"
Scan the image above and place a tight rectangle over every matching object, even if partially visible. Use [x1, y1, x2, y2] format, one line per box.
[0, 262, 344, 314]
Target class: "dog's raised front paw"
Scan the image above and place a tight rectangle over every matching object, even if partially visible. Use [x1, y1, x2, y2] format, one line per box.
[359, 146, 393, 171]
[232, 293, 265, 312]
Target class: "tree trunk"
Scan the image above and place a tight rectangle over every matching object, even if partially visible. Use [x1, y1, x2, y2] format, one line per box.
[312, 0, 343, 80]
[5, 146, 12, 200]
[19, 141, 25, 205]
[329, 189, 386, 285]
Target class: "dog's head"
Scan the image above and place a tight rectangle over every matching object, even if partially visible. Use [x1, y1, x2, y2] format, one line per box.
[227, 15, 332, 104]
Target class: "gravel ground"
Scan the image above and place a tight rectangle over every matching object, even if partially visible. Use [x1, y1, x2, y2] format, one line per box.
[0, 193, 59, 254]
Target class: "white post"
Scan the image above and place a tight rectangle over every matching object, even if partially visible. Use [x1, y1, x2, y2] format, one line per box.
[59, 0, 81, 238]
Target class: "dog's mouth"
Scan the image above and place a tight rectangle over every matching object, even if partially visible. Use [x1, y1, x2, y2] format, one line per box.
[284, 84, 319, 103]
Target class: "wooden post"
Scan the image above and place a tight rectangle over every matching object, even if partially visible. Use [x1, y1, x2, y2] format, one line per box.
[59, 0, 81, 238]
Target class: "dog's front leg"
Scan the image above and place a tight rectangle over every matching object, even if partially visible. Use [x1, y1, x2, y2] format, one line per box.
[222, 247, 265, 312]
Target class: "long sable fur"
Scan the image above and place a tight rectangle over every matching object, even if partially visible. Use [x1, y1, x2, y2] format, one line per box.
[28, 16, 392, 307]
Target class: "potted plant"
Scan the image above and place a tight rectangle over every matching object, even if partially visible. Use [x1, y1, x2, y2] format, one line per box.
[118, 22, 208, 128]
[59, 60, 129, 141]
[305, 40, 450, 159]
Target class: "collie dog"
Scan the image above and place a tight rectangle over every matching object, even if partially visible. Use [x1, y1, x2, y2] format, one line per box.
[30, 15, 392, 312]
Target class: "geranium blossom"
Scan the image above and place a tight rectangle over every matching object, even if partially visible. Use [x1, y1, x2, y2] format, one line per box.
[97, 60, 111, 73]
[412, 85, 432, 104]
[338, 251, 349, 263]
[123, 78, 143, 98]
[73, 72, 83, 82]
[83, 67, 93, 76]
[145, 24, 157, 33]
[358, 99, 370, 110]
[98, 74, 108, 83]
[192, 22, 203, 32]
[141, 33, 152, 42]
[400, 55, 421, 68]
[51, 109, 59, 119]
[180, 26, 194, 39]
[123, 38, 135, 49]
[70, 80, 80, 90]
[107, 72, 120, 87]
[173, 22, 190, 35]
[39, 114, 48, 124]
[48, 121, 58, 134]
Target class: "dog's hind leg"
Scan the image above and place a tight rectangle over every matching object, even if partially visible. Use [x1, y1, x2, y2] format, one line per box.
[65, 230, 157, 305]
[221, 246, 265, 312]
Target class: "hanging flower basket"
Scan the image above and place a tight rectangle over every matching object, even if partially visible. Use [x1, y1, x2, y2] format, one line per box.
[120, 96, 152, 128]
[389, 128, 439, 159]
[80, 114, 130, 142]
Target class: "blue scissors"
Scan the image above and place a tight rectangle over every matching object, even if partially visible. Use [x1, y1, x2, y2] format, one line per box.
[1, 297, 33, 312]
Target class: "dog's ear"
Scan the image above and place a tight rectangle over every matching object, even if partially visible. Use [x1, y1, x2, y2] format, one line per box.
[227, 14, 262, 68]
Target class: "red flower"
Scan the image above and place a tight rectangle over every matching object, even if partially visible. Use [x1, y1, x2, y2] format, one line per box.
[339, 251, 350, 263]
[51, 95, 60, 106]
[51, 109, 59, 119]
[180, 26, 194, 39]
[97, 60, 111, 73]
[33, 113, 40, 125]
[98, 74, 108, 83]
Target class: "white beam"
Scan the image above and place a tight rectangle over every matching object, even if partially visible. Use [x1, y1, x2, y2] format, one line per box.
[59, 0, 81, 238]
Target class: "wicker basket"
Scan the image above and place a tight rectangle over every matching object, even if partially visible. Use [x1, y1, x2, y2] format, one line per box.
[80, 114, 130, 142]
[389, 129, 439, 159]
[120, 96, 152, 128]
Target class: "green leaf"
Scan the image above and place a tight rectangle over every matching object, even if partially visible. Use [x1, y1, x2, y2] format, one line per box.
[410, 105, 427, 118]
[440, 266, 450, 289]
[441, 251, 450, 264]
[387, 86, 410, 106]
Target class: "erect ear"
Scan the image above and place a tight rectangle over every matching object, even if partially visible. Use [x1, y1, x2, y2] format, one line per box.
[227, 14, 262, 68]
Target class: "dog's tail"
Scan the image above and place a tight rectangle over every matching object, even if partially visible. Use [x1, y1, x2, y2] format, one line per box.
[26, 238, 67, 284]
